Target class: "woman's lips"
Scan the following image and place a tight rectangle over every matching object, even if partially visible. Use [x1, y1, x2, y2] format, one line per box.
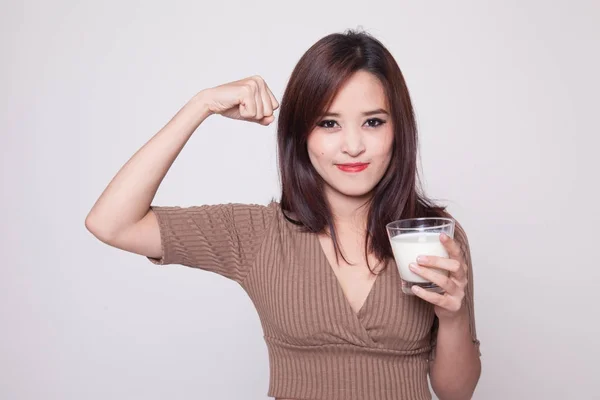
[336, 163, 369, 173]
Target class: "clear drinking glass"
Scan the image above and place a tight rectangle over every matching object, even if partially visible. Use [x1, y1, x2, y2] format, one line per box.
[386, 218, 455, 295]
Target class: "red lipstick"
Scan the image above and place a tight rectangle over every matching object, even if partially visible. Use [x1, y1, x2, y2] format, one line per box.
[336, 163, 369, 173]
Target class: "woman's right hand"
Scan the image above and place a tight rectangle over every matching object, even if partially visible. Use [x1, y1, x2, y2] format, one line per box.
[202, 75, 280, 125]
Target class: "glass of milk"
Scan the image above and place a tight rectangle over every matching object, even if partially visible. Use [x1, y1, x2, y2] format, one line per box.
[386, 218, 455, 295]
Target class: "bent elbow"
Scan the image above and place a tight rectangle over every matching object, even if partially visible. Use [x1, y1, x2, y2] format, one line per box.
[85, 214, 116, 244]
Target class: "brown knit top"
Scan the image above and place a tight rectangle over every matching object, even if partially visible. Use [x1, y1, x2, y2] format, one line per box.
[147, 201, 480, 400]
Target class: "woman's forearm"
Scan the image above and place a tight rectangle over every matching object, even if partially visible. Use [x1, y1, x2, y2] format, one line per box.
[85, 92, 212, 239]
[430, 310, 481, 400]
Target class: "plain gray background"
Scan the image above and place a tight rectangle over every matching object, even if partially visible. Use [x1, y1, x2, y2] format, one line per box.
[2, 0, 598, 399]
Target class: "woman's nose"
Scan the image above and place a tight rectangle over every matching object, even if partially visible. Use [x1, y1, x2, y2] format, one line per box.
[341, 128, 366, 156]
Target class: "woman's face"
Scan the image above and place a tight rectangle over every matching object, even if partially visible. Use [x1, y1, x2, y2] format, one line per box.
[307, 70, 394, 201]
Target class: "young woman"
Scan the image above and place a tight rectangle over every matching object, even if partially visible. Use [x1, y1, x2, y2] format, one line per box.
[86, 29, 481, 400]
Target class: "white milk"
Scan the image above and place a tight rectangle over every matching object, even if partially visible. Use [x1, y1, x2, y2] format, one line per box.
[389, 232, 450, 283]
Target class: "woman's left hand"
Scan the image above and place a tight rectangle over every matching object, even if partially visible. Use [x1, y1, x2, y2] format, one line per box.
[408, 232, 468, 321]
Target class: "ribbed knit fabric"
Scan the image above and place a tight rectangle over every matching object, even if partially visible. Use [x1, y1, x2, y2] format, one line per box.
[148, 201, 480, 400]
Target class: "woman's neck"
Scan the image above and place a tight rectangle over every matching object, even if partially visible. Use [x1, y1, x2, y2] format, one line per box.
[322, 188, 384, 268]
[324, 188, 372, 235]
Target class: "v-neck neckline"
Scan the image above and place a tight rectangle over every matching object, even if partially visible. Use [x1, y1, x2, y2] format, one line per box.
[312, 232, 386, 318]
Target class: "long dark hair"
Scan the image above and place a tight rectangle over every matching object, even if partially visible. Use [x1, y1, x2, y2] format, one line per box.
[277, 29, 459, 274]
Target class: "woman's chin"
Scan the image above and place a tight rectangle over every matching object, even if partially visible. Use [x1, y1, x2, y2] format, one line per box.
[334, 186, 376, 200]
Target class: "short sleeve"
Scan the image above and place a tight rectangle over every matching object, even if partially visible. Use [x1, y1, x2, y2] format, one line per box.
[429, 219, 481, 361]
[147, 202, 275, 285]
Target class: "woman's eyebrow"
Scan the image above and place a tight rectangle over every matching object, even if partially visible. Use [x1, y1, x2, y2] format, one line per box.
[321, 108, 389, 117]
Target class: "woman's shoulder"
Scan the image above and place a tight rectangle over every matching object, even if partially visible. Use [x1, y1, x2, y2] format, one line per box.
[260, 200, 310, 235]
[227, 200, 290, 229]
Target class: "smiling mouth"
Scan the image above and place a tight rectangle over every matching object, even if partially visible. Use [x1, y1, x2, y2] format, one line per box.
[335, 163, 369, 173]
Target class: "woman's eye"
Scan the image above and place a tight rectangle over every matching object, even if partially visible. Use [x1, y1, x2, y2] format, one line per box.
[317, 118, 386, 129]
[366, 118, 386, 127]
[318, 120, 338, 129]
